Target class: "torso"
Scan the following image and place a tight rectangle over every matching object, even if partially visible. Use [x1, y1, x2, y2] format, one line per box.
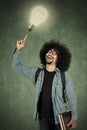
[38, 69, 55, 119]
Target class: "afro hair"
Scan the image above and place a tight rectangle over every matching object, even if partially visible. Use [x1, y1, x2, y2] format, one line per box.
[39, 40, 72, 71]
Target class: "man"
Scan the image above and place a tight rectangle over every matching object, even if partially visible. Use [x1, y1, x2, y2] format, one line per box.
[12, 34, 77, 130]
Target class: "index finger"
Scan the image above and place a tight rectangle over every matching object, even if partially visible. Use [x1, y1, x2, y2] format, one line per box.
[24, 33, 28, 41]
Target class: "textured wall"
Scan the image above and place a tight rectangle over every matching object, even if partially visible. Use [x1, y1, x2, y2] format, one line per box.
[0, 0, 87, 130]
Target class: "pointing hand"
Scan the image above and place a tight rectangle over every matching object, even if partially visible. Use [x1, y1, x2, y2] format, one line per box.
[16, 34, 28, 50]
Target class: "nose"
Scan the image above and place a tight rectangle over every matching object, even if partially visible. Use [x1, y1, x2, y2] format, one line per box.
[50, 51, 54, 55]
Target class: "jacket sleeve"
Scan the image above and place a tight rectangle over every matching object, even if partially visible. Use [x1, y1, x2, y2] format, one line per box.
[65, 72, 78, 120]
[11, 50, 37, 84]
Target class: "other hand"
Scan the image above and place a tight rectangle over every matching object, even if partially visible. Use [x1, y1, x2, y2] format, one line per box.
[67, 119, 77, 129]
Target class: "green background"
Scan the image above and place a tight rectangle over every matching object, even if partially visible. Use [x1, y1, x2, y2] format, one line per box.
[0, 0, 87, 130]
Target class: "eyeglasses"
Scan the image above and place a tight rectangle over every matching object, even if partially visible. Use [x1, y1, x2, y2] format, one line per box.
[47, 49, 57, 55]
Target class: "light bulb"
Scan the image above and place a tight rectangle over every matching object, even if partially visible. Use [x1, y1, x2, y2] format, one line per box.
[28, 6, 48, 31]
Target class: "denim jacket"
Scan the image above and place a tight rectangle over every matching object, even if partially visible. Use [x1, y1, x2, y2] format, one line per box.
[12, 50, 77, 124]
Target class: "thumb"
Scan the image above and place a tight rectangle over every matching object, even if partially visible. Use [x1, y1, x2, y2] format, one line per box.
[67, 121, 71, 127]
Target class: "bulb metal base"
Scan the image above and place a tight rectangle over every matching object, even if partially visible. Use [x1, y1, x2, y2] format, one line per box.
[28, 24, 34, 31]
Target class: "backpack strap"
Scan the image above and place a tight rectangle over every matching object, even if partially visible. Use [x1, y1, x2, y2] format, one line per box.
[60, 71, 66, 103]
[35, 68, 41, 84]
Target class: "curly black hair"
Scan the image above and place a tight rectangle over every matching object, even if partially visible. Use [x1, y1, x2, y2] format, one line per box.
[39, 40, 72, 71]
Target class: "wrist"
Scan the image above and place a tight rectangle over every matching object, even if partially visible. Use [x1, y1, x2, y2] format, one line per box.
[16, 48, 21, 51]
[13, 48, 21, 54]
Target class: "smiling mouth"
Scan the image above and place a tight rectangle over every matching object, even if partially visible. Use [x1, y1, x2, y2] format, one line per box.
[47, 55, 54, 60]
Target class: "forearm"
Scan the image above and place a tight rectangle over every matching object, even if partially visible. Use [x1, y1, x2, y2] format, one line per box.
[12, 49, 22, 71]
[65, 73, 78, 120]
[12, 49, 37, 83]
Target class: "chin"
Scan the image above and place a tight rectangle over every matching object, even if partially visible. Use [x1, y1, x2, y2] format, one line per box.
[46, 61, 53, 64]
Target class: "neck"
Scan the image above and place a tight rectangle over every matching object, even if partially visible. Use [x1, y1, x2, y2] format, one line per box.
[46, 64, 56, 72]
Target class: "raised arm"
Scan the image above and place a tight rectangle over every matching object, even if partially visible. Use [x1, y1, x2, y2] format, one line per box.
[12, 34, 37, 83]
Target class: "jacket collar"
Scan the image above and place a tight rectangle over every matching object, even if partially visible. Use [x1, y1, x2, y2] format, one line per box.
[42, 67, 60, 73]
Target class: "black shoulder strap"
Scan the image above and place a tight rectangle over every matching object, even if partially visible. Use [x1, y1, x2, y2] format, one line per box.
[60, 71, 66, 103]
[35, 68, 41, 84]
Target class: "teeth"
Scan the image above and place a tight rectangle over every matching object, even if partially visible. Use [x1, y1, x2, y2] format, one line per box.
[47, 55, 53, 59]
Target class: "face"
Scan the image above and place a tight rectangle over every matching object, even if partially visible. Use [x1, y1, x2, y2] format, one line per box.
[45, 49, 58, 65]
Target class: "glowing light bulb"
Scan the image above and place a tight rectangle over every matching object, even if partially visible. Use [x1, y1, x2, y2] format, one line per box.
[28, 6, 48, 31]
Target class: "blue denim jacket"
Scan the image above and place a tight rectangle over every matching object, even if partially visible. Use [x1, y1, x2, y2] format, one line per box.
[12, 50, 77, 124]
